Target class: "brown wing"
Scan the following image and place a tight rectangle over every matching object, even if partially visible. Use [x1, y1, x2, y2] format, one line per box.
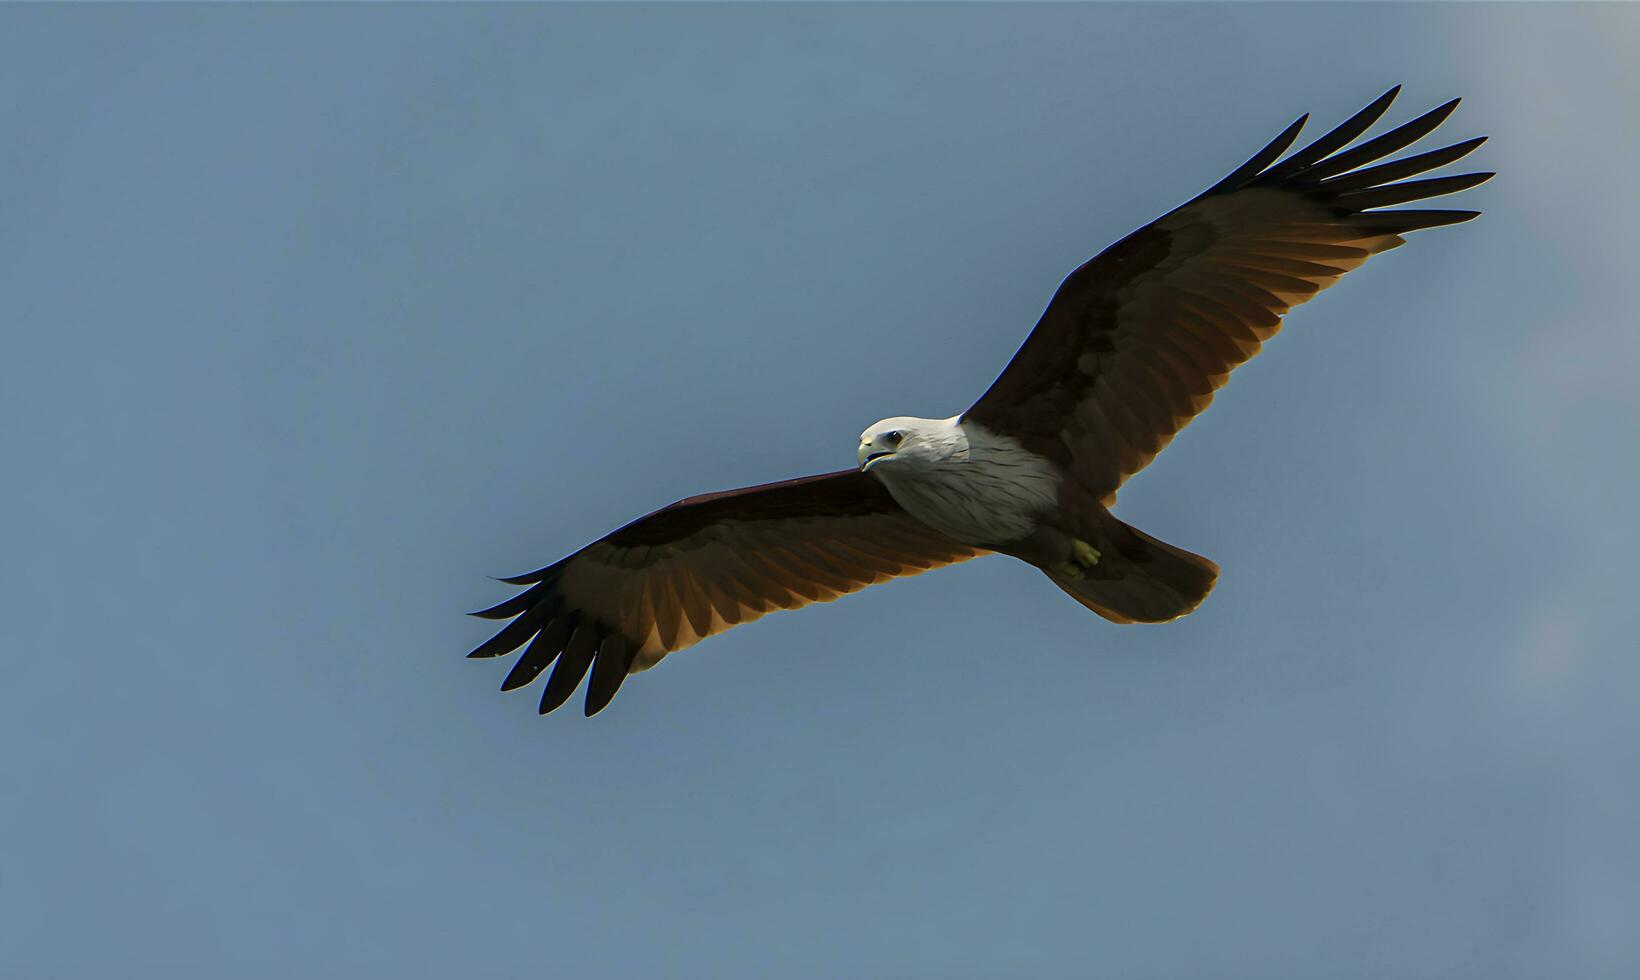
[963, 87, 1491, 502]
[467, 470, 983, 716]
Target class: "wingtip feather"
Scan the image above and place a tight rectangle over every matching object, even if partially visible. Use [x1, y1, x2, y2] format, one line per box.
[1263, 87, 1402, 183]
[1202, 112, 1308, 197]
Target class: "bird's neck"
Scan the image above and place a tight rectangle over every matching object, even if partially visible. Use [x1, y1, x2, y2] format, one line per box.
[912, 415, 971, 462]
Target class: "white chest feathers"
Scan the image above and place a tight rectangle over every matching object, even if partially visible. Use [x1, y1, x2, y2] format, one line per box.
[867, 418, 1061, 546]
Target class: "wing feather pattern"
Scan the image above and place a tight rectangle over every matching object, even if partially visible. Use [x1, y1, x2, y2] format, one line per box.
[468, 470, 982, 715]
[964, 87, 1490, 501]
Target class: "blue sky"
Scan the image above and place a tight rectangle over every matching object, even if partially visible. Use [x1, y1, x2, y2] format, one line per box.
[4, 4, 1638, 977]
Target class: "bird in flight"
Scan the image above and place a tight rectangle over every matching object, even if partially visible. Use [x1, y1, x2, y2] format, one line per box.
[469, 87, 1490, 717]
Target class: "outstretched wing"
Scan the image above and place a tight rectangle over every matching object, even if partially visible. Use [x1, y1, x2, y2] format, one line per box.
[963, 87, 1491, 502]
[467, 470, 983, 716]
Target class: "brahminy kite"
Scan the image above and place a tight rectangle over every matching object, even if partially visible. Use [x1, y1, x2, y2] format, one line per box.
[468, 87, 1490, 716]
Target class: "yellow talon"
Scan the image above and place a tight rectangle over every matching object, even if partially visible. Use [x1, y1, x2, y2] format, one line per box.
[1073, 540, 1102, 567]
[1053, 561, 1085, 580]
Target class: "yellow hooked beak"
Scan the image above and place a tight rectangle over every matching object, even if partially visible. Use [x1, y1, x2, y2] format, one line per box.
[858, 441, 893, 471]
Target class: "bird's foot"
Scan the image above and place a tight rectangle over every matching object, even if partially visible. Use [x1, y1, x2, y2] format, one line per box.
[1072, 540, 1102, 568]
[1052, 541, 1102, 580]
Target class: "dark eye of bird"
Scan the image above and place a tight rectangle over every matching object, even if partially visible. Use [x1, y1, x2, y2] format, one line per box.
[887, 431, 902, 444]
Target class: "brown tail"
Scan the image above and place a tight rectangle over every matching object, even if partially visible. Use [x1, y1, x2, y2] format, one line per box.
[1044, 513, 1219, 624]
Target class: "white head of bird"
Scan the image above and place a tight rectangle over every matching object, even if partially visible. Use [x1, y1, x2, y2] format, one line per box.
[857, 416, 969, 472]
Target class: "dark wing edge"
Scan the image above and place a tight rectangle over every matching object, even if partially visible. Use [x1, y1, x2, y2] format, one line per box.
[962, 86, 1491, 498]
[465, 470, 983, 717]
